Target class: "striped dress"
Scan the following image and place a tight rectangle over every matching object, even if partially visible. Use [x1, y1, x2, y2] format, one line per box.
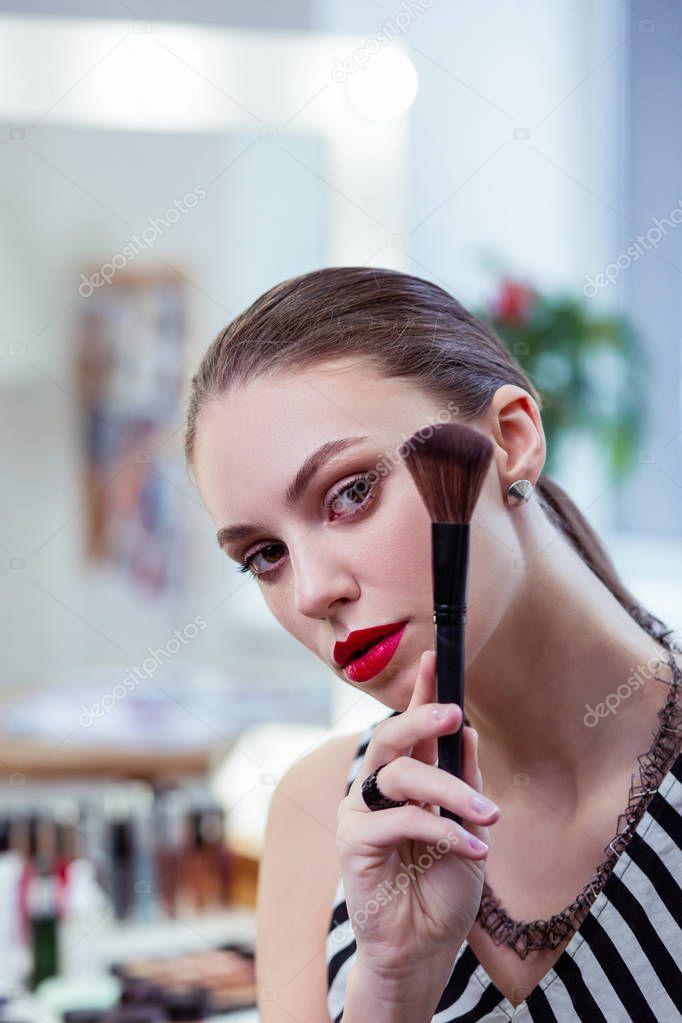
[326, 716, 682, 1023]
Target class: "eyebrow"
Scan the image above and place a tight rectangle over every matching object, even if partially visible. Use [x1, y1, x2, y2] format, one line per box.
[216, 435, 370, 552]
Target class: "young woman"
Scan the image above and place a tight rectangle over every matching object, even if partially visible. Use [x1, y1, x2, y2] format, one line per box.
[184, 267, 682, 1022]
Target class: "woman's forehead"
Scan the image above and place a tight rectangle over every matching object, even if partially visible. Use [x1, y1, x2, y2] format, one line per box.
[193, 369, 440, 519]
[201, 366, 436, 449]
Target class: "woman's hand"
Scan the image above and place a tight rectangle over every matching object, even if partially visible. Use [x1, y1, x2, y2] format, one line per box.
[336, 650, 499, 977]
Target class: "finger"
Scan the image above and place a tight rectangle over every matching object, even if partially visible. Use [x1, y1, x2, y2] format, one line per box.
[348, 702, 462, 808]
[406, 650, 436, 712]
[399, 650, 437, 766]
[458, 726, 496, 847]
[463, 725, 483, 794]
[338, 802, 490, 861]
[366, 756, 500, 825]
[409, 651, 442, 766]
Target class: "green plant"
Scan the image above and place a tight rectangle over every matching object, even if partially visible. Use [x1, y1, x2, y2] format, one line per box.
[477, 279, 645, 478]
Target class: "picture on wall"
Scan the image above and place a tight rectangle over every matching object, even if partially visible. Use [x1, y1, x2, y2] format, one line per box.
[76, 270, 188, 596]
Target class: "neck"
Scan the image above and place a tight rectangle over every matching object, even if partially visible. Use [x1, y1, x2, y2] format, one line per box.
[464, 523, 678, 805]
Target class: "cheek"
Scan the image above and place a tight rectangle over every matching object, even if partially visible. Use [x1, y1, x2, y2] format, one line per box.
[261, 582, 291, 628]
[360, 487, 433, 600]
[394, 497, 433, 591]
[261, 580, 319, 653]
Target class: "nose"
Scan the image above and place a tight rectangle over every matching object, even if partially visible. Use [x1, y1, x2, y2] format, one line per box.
[289, 534, 359, 619]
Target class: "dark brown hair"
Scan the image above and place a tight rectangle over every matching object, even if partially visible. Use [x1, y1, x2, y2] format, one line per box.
[184, 265, 676, 651]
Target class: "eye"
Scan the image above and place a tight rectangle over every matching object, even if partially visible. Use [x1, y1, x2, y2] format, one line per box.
[325, 473, 376, 517]
[237, 543, 285, 579]
[235, 473, 377, 581]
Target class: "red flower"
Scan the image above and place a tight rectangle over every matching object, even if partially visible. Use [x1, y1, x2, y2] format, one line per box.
[493, 280, 535, 326]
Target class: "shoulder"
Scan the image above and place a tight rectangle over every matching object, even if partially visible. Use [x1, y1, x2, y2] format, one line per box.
[254, 728, 369, 1021]
[276, 727, 370, 812]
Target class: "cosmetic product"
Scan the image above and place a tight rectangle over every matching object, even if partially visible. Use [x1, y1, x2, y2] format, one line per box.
[53, 800, 80, 918]
[107, 947, 256, 1015]
[105, 1007, 168, 1023]
[184, 808, 210, 913]
[60, 856, 111, 976]
[0, 817, 31, 992]
[63, 1010, 110, 1023]
[195, 804, 234, 909]
[207, 945, 257, 1013]
[128, 784, 156, 922]
[161, 987, 208, 1023]
[119, 977, 165, 1007]
[25, 816, 60, 988]
[151, 788, 187, 917]
[179, 798, 232, 913]
[105, 790, 134, 921]
[401, 423, 493, 826]
[54, 801, 79, 867]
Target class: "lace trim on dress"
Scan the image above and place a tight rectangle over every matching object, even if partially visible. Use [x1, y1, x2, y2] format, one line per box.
[475, 611, 682, 959]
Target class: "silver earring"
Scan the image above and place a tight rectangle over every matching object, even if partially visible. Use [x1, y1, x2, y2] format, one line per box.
[507, 479, 534, 505]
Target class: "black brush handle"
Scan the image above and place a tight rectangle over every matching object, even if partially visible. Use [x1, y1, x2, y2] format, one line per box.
[435, 619, 464, 826]
[432, 521, 469, 828]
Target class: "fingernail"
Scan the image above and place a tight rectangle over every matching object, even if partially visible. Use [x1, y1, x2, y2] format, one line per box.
[469, 835, 488, 852]
[470, 794, 499, 814]
[432, 704, 458, 719]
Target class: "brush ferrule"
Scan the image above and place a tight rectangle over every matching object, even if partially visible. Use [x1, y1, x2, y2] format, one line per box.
[433, 605, 467, 625]
[432, 521, 470, 609]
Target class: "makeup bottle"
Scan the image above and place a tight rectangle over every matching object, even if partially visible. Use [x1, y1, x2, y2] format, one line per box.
[105, 789, 134, 921]
[184, 799, 235, 913]
[25, 816, 60, 988]
[128, 783, 156, 922]
[53, 800, 79, 917]
[77, 800, 110, 898]
[200, 805, 234, 908]
[0, 816, 31, 992]
[179, 807, 207, 913]
[151, 788, 187, 917]
[60, 856, 111, 976]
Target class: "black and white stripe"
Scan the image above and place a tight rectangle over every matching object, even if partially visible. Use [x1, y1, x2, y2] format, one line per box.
[326, 719, 682, 1022]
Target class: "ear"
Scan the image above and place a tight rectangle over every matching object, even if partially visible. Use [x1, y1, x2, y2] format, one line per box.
[484, 385, 546, 499]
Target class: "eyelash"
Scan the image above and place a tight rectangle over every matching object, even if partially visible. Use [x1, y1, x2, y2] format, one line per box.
[236, 473, 378, 582]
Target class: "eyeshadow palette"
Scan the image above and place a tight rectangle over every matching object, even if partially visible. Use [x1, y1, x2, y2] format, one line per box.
[109, 944, 256, 1016]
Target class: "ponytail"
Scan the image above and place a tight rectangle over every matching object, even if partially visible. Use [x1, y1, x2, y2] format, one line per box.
[536, 475, 679, 651]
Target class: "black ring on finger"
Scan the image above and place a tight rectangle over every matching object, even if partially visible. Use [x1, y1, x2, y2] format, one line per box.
[361, 764, 409, 812]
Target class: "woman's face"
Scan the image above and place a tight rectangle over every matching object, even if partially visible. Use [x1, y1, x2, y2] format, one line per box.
[192, 357, 517, 711]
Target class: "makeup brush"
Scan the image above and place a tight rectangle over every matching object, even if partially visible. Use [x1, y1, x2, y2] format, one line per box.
[400, 423, 494, 827]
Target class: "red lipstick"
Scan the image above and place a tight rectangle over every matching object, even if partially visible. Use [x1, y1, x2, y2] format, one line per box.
[334, 621, 408, 684]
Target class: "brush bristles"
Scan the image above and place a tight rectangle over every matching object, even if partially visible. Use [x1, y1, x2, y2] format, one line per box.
[401, 423, 494, 524]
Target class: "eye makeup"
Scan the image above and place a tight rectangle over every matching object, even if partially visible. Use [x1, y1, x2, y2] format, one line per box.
[235, 469, 381, 581]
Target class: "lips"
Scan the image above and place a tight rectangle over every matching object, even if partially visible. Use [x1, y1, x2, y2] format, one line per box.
[333, 621, 408, 669]
[343, 624, 408, 684]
